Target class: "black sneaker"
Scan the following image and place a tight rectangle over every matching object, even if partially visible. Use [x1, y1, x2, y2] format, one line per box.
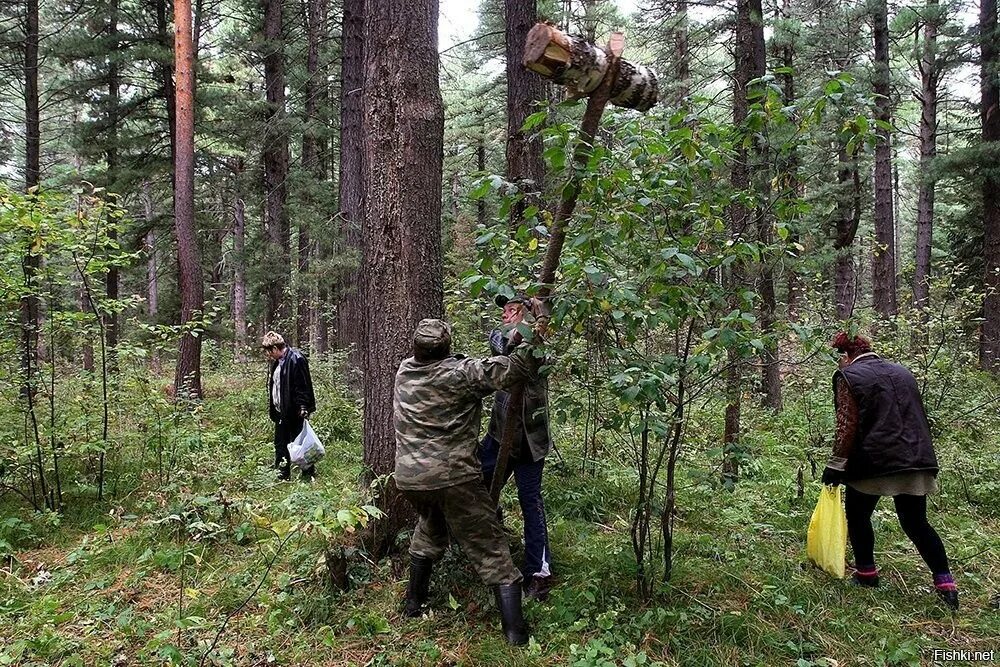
[852, 572, 880, 588]
[524, 575, 554, 602]
[936, 588, 959, 611]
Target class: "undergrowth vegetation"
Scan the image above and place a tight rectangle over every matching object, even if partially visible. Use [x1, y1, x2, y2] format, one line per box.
[1, 344, 997, 666]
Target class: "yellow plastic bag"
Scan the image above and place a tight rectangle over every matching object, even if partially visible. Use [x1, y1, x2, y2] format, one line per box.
[806, 485, 847, 578]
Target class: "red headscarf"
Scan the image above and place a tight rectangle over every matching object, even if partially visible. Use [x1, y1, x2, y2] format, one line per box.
[831, 331, 872, 357]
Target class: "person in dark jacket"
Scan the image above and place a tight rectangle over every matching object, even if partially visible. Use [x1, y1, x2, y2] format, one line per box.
[478, 294, 554, 601]
[822, 332, 958, 610]
[263, 331, 317, 481]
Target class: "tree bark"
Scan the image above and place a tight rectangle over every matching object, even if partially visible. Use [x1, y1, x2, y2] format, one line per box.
[302, 0, 325, 180]
[835, 146, 862, 319]
[173, 0, 204, 398]
[777, 0, 800, 320]
[335, 0, 364, 361]
[747, 0, 781, 410]
[142, 182, 162, 373]
[913, 0, 939, 314]
[262, 0, 291, 329]
[872, 0, 898, 318]
[157, 0, 177, 175]
[233, 167, 248, 362]
[361, 0, 444, 557]
[298, 0, 326, 349]
[504, 0, 546, 227]
[296, 227, 311, 349]
[25, 0, 40, 189]
[722, 0, 758, 479]
[981, 0, 1000, 370]
[106, 0, 120, 370]
[22, 0, 41, 398]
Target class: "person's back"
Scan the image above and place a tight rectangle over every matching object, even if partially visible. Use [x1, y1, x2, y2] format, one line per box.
[395, 354, 526, 490]
[835, 355, 937, 480]
[823, 333, 957, 610]
[391, 317, 544, 646]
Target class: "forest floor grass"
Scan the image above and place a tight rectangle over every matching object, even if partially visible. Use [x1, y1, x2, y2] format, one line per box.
[1, 365, 997, 666]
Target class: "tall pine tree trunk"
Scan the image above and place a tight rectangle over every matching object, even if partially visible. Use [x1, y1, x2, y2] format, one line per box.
[106, 0, 120, 370]
[234, 194, 248, 362]
[298, 0, 326, 349]
[157, 0, 177, 175]
[835, 146, 862, 319]
[872, 0, 898, 318]
[504, 0, 545, 227]
[677, 0, 690, 101]
[262, 0, 290, 329]
[336, 0, 364, 360]
[913, 0, 939, 315]
[361, 0, 444, 557]
[725, 0, 756, 480]
[142, 183, 162, 373]
[173, 0, 204, 398]
[747, 0, 781, 410]
[777, 0, 800, 320]
[25, 0, 39, 191]
[22, 0, 41, 400]
[981, 0, 1000, 370]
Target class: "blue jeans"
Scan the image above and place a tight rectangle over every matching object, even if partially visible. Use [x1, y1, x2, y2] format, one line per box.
[479, 434, 552, 579]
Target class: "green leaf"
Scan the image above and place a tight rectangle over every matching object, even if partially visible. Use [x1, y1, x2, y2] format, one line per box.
[522, 111, 547, 132]
[470, 179, 492, 200]
[544, 146, 567, 170]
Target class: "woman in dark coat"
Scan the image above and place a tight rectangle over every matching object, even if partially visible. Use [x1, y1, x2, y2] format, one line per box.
[822, 332, 958, 610]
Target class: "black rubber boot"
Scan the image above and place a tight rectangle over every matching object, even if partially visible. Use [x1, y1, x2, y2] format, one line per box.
[403, 555, 434, 618]
[493, 583, 529, 646]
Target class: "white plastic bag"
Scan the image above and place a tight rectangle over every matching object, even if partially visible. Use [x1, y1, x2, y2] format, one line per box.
[288, 420, 325, 469]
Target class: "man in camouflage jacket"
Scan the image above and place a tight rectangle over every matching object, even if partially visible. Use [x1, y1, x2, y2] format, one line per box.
[393, 317, 543, 646]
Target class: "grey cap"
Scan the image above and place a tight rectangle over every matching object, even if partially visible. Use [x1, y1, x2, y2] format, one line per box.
[413, 318, 452, 349]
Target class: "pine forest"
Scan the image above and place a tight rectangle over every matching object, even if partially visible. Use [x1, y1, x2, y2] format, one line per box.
[0, 0, 998, 664]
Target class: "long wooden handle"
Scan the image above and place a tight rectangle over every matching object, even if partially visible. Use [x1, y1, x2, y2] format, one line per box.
[491, 35, 626, 503]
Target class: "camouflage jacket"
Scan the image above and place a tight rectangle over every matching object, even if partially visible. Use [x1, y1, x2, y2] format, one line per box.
[393, 345, 538, 491]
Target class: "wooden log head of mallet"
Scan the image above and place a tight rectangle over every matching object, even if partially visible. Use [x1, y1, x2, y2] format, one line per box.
[522, 23, 658, 111]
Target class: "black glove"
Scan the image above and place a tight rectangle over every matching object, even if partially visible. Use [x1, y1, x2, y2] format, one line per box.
[821, 466, 844, 487]
[299, 407, 310, 419]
